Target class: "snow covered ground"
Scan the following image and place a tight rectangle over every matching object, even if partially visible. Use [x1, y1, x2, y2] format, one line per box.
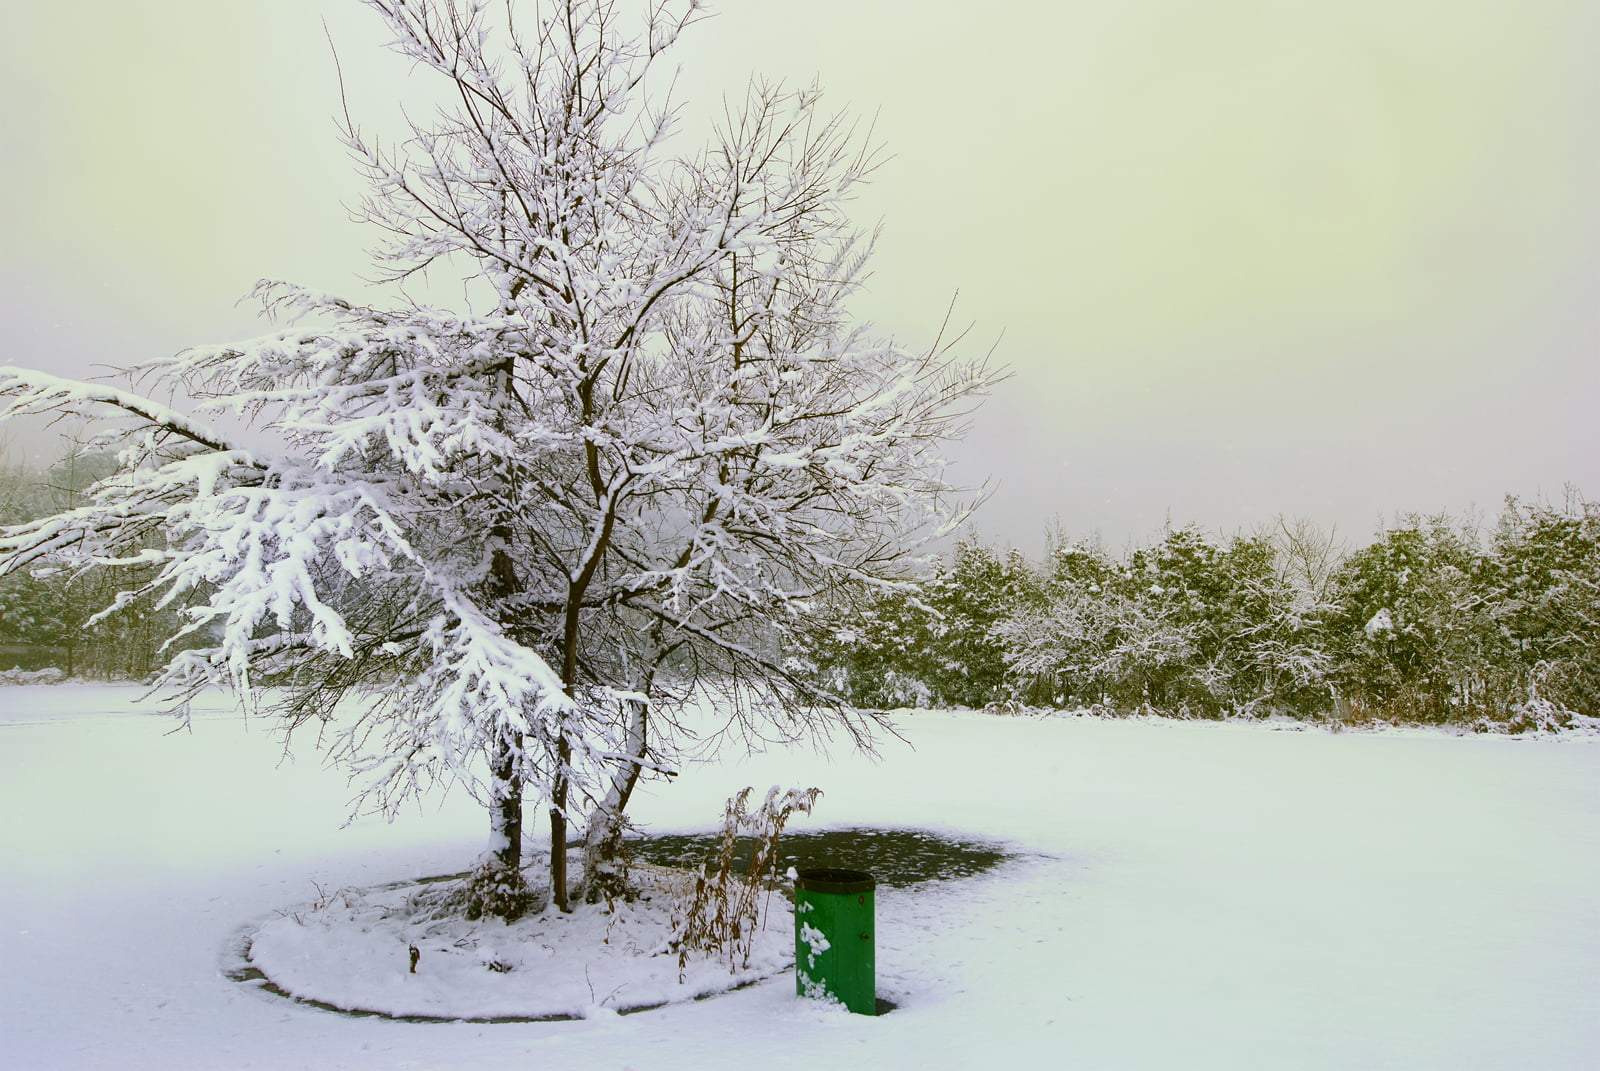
[2, 684, 1597, 1070]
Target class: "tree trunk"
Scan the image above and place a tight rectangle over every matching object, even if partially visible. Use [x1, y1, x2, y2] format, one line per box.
[489, 728, 523, 872]
[581, 695, 649, 900]
[550, 733, 572, 911]
[483, 538, 526, 877]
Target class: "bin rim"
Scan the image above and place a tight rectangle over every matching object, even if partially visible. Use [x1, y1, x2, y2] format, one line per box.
[794, 868, 875, 894]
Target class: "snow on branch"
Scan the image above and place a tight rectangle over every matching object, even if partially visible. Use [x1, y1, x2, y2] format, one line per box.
[0, 367, 261, 459]
[1, 0, 999, 910]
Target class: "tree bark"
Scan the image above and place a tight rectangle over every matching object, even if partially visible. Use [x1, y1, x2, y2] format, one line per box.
[550, 733, 572, 910]
[581, 695, 649, 900]
[551, 505, 616, 911]
[489, 727, 523, 873]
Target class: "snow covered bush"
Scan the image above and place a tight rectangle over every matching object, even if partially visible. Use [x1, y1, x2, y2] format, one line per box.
[0, 666, 65, 686]
[0, 0, 991, 916]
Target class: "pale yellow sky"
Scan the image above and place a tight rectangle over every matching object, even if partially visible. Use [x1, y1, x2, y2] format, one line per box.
[3, 1, 1596, 548]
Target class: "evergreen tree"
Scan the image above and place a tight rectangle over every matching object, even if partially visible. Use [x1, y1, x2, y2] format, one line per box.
[1328, 515, 1504, 723]
[1488, 492, 1600, 721]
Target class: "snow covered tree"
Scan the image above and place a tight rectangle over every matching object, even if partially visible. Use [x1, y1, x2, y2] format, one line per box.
[806, 534, 1041, 710]
[0, 451, 57, 661]
[1254, 516, 1344, 716]
[997, 559, 1198, 714]
[1328, 514, 1504, 724]
[799, 577, 942, 711]
[0, 0, 992, 915]
[0, 441, 174, 678]
[997, 525, 1337, 718]
[882, 536, 1040, 708]
[1487, 491, 1600, 723]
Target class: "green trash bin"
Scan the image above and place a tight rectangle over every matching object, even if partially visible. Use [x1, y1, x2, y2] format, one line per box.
[794, 868, 876, 1015]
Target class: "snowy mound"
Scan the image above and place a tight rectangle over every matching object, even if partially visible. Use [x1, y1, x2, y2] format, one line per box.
[236, 866, 793, 1021]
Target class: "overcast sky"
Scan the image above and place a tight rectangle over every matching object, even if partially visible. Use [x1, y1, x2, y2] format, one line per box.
[3, 1, 1596, 553]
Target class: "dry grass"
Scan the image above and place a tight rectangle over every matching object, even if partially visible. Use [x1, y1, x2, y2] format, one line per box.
[672, 786, 821, 978]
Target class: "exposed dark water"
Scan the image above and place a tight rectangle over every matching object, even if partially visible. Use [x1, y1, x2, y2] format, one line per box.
[625, 826, 1013, 888]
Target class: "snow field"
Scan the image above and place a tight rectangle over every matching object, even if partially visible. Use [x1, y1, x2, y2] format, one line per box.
[2, 685, 1597, 1070]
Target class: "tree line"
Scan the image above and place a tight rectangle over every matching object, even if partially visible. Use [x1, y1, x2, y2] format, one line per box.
[803, 494, 1600, 732]
[7, 442, 1596, 735]
[0, 442, 181, 679]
